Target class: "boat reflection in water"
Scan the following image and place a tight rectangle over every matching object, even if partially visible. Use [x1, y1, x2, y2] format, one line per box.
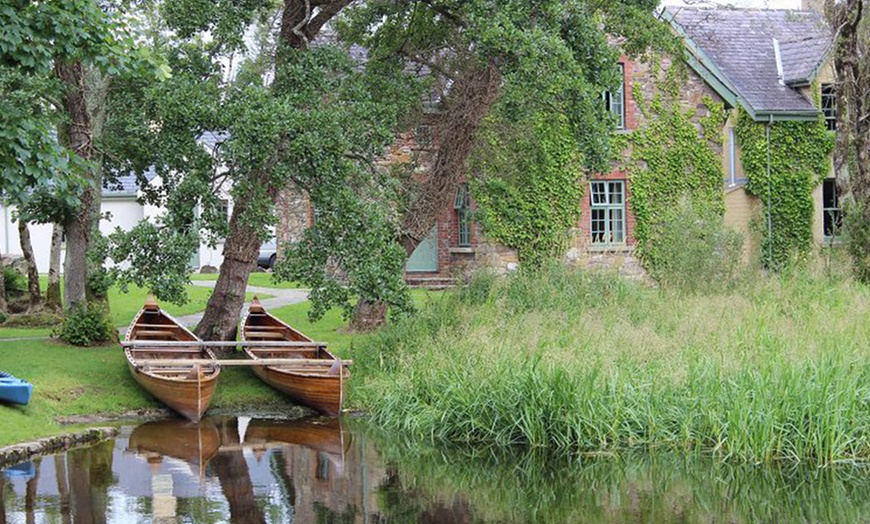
[4, 416, 870, 523]
[0, 416, 388, 523]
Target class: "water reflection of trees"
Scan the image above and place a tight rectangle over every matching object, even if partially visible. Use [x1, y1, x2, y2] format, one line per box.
[368, 430, 870, 524]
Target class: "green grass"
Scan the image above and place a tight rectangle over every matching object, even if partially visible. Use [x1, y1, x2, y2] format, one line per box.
[351, 266, 870, 465]
[190, 272, 301, 289]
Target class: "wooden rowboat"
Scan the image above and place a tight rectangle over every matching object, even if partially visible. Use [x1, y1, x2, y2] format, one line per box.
[241, 297, 349, 416]
[124, 296, 220, 422]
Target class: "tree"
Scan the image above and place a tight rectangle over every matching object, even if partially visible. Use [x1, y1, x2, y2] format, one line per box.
[827, 0, 870, 280]
[104, 0, 412, 344]
[0, 1, 155, 315]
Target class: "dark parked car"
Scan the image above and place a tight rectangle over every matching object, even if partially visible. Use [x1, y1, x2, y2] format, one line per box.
[257, 238, 277, 269]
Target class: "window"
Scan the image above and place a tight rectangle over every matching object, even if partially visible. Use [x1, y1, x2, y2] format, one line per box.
[454, 183, 472, 247]
[218, 199, 230, 223]
[604, 64, 626, 130]
[821, 84, 836, 131]
[823, 178, 841, 239]
[590, 181, 625, 245]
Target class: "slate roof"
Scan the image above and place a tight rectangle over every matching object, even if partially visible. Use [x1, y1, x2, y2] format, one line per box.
[665, 7, 832, 119]
[103, 168, 156, 197]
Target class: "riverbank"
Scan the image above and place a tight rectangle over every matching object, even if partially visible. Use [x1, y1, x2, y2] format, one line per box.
[350, 266, 870, 465]
[0, 295, 362, 446]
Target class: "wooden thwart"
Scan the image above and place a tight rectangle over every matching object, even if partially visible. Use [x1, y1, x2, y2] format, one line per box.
[135, 358, 353, 367]
[121, 340, 326, 348]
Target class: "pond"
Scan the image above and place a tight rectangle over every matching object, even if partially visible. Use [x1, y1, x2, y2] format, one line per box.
[3, 416, 870, 523]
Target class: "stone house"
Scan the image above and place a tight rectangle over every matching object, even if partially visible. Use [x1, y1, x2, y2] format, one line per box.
[276, 2, 838, 284]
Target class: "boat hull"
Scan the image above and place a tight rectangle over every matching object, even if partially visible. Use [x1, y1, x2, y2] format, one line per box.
[251, 365, 343, 416]
[242, 298, 347, 416]
[0, 378, 32, 405]
[127, 359, 218, 422]
[124, 297, 220, 422]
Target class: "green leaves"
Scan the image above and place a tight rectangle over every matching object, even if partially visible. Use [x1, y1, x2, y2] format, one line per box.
[736, 110, 834, 269]
[472, 111, 584, 268]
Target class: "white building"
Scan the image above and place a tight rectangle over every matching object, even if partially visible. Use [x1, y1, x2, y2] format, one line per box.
[0, 173, 230, 274]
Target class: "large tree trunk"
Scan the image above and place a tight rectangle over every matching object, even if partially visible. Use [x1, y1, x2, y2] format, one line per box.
[46, 224, 63, 313]
[18, 220, 41, 311]
[399, 62, 502, 256]
[197, 1, 351, 341]
[55, 60, 96, 310]
[829, 0, 870, 279]
[195, 198, 262, 345]
[349, 299, 388, 332]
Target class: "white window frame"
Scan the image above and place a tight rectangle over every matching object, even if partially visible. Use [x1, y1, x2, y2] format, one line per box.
[454, 183, 472, 247]
[590, 180, 626, 245]
[821, 84, 836, 131]
[604, 64, 626, 131]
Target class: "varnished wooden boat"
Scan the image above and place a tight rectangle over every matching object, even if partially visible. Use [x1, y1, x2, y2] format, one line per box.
[241, 298, 349, 416]
[124, 297, 220, 422]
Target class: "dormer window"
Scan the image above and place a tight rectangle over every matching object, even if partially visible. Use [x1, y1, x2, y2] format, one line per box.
[604, 64, 626, 130]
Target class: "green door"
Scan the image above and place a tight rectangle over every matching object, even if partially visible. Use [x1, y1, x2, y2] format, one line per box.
[406, 227, 438, 272]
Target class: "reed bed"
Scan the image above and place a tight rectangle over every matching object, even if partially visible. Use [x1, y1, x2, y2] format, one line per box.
[350, 266, 870, 464]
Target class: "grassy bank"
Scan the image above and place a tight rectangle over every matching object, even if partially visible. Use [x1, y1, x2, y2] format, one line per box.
[350, 267, 870, 465]
[0, 288, 435, 446]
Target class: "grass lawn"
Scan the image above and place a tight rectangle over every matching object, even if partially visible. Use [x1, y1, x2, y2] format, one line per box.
[190, 272, 301, 289]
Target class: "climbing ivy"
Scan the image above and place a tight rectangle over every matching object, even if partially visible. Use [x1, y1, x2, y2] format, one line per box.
[628, 93, 727, 272]
[735, 109, 833, 269]
[471, 111, 584, 268]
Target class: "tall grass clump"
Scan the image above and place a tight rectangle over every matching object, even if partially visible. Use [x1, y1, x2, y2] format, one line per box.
[349, 265, 870, 465]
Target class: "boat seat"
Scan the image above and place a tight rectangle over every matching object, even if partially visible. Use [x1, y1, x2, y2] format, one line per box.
[245, 332, 287, 339]
[244, 326, 287, 331]
[136, 330, 180, 337]
[131, 348, 202, 353]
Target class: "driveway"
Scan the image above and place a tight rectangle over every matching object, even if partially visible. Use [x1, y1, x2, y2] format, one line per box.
[174, 280, 310, 328]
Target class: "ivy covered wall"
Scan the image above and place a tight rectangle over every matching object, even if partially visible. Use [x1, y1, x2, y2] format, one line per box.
[626, 57, 728, 273]
[735, 110, 834, 269]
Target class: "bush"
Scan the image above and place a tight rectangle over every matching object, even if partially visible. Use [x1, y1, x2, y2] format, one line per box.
[55, 304, 116, 346]
[648, 200, 744, 293]
[3, 266, 26, 296]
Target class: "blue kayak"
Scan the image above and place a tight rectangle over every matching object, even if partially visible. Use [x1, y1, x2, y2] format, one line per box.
[0, 371, 32, 405]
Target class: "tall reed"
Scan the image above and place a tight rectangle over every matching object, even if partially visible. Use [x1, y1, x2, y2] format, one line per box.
[350, 266, 870, 464]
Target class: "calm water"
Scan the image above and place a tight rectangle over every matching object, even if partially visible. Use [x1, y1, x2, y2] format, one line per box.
[3, 416, 870, 523]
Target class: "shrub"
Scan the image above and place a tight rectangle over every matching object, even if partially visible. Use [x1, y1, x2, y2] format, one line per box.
[55, 303, 116, 346]
[3, 266, 26, 296]
[648, 200, 744, 293]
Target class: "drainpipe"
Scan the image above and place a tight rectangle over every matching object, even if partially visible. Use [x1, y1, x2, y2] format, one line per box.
[766, 115, 774, 266]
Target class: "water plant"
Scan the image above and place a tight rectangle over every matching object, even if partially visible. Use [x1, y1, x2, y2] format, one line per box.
[350, 266, 870, 465]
